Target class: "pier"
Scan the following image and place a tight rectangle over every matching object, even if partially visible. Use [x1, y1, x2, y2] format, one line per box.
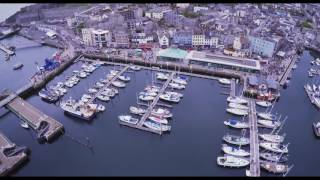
[88, 65, 129, 103]
[6, 96, 64, 142]
[0, 43, 14, 55]
[247, 100, 260, 177]
[0, 132, 27, 176]
[119, 72, 175, 135]
[279, 55, 297, 86]
[230, 79, 236, 97]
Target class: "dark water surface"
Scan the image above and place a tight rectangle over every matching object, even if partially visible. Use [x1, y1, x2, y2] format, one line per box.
[0, 36, 319, 176]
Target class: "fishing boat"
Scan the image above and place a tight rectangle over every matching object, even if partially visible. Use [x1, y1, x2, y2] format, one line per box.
[129, 65, 141, 71]
[129, 106, 146, 115]
[112, 81, 126, 88]
[223, 134, 250, 146]
[217, 155, 250, 168]
[156, 73, 169, 80]
[224, 119, 249, 129]
[60, 98, 97, 121]
[259, 142, 288, 153]
[118, 115, 139, 125]
[88, 88, 98, 93]
[227, 96, 248, 104]
[159, 93, 180, 103]
[151, 108, 173, 118]
[20, 121, 29, 129]
[218, 78, 231, 85]
[256, 101, 272, 107]
[143, 119, 171, 132]
[97, 94, 110, 102]
[221, 144, 250, 157]
[313, 121, 320, 137]
[172, 77, 187, 85]
[258, 133, 285, 143]
[258, 119, 281, 129]
[148, 116, 168, 124]
[260, 161, 288, 174]
[169, 82, 185, 90]
[260, 153, 288, 163]
[226, 108, 248, 116]
[139, 94, 154, 101]
[13, 63, 23, 70]
[118, 75, 130, 82]
[257, 112, 276, 120]
[228, 103, 249, 110]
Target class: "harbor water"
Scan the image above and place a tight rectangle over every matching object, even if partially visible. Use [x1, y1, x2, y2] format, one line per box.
[0, 36, 320, 176]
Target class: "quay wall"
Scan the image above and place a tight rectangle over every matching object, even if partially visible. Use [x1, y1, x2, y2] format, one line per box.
[83, 53, 244, 82]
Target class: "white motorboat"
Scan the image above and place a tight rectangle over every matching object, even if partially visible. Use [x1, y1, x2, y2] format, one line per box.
[259, 142, 288, 153]
[172, 77, 187, 85]
[258, 133, 285, 143]
[256, 101, 272, 107]
[223, 134, 250, 146]
[129, 106, 146, 115]
[20, 121, 29, 129]
[148, 116, 168, 124]
[101, 89, 115, 97]
[228, 103, 249, 110]
[258, 119, 281, 128]
[224, 119, 249, 129]
[118, 115, 139, 125]
[169, 82, 185, 90]
[140, 91, 157, 97]
[306, 84, 313, 92]
[97, 94, 110, 102]
[227, 96, 248, 104]
[97, 104, 106, 112]
[78, 72, 87, 78]
[88, 88, 98, 93]
[112, 81, 126, 88]
[226, 108, 248, 116]
[118, 75, 130, 82]
[218, 78, 231, 85]
[110, 70, 119, 75]
[145, 85, 160, 93]
[139, 94, 155, 101]
[143, 119, 171, 132]
[159, 93, 180, 103]
[129, 65, 141, 71]
[156, 73, 169, 80]
[217, 155, 250, 168]
[221, 144, 250, 157]
[73, 70, 79, 74]
[257, 112, 276, 120]
[95, 82, 105, 88]
[165, 91, 183, 98]
[151, 108, 172, 118]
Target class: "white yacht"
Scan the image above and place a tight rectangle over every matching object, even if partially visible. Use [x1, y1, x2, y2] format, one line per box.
[258, 119, 281, 129]
[257, 112, 276, 120]
[217, 155, 250, 168]
[165, 91, 183, 98]
[148, 116, 168, 124]
[259, 142, 288, 153]
[258, 133, 285, 143]
[151, 108, 172, 118]
[129, 65, 141, 71]
[156, 73, 169, 80]
[226, 108, 248, 116]
[118, 115, 139, 125]
[110, 70, 119, 75]
[118, 75, 130, 82]
[139, 94, 155, 101]
[228, 103, 249, 110]
[256, 101, 272, 107]
[172, 77, 187, 85]
[140, 91, 157, 97]
[129, 106, 146, 115]
[88, 88, 98, 93]
[97, 94, 110, 102]
[224, 119, 249, 129]
[227, 96, 248, 104]
[60, 98, 97, 121]
[112, 81, 126, 88]
[223, 134, 250, 146]
[169, 82, 185, 90]
[218, 78, 231, 85]
[143, 119, 171, 132]
[20, 121, 29, 129]
[221, 144, 250, 157]
[159, 93, 180, 103]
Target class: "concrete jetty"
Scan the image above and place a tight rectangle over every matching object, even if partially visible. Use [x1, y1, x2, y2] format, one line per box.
[279, 55, 297, 86]
[119, 72, 175, 135]
[230, 79, 236, 97]
[247, 100, 260, 177]
[6, 96, 64, 142]
[0, 132, 27, 176]
[0, 43, 14, 55]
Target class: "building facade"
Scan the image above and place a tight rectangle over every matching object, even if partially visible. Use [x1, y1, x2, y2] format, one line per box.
[248, 36, 278, 58]
[172, 31, 192, 47]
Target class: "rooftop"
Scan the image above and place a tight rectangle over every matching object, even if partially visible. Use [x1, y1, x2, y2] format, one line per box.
[157, 48, 188, 59]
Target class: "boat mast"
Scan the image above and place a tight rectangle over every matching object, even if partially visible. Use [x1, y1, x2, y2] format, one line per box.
[275, 116, 287, 135]
[283, 165, 294, 177]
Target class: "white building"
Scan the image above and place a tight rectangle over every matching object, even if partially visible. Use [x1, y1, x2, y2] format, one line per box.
[193, 6, 209, 13]
[158, 32, 170, 48]
[81, 28, 93, 46]
[176, 3, 190, 9]
[204, 37, 219, 47]
[192, 34, 205, 47]
[81, 28, 112, 48]
[145, 9, 172, 20]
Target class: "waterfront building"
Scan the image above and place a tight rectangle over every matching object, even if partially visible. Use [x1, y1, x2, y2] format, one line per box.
[185, 51, 261, 73]
[156, 47, 188, 63]
[114, 31, 130, 48]
[157, 32, 170, 48]
[81, 28, 112, 48]
[172, 31, 193, 48]
[81, 28, 93, 46]
[248, 35, 282, 58]
[192, 34, 205, 47]
[233, 36, 250, 50]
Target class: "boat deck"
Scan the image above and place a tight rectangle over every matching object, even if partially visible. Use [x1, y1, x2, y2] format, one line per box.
[0, 132, 27, 176]
[6, 96, 64, 142]
[119, 72, 176, 135]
